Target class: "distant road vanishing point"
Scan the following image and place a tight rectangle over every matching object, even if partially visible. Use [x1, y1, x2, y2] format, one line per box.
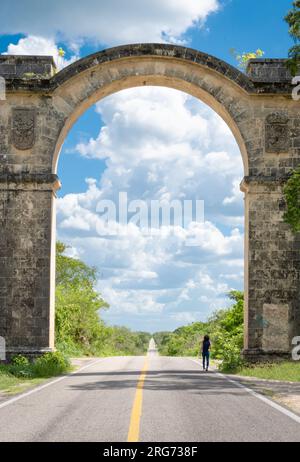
[147, 338, 159, 357]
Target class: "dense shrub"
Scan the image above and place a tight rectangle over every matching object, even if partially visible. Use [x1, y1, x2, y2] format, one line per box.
[217, 336, 245, 372]
[6, 355, 33, 378]
[0, 352, 71, 379]
[207, 290, 244, 370]
[11, 355, 30, 367]
[33, 352, 71, 377]
[283, 166, 300, 233]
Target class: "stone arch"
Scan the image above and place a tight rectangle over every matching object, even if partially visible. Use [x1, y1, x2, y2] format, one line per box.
[49, 44, 252, 175]
[0, 44, 299, 360]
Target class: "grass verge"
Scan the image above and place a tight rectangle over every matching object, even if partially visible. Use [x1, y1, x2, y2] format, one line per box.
[0, 351, 72, 396]
[232, 361, 300, 382]
[0, 373, 45, 395]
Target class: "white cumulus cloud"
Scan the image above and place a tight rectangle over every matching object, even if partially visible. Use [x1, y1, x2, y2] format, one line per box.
[0, 0, 220, 46]
[56, 87, 244, 331]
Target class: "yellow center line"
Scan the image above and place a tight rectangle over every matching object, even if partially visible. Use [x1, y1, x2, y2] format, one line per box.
[127, 356, 149, 442]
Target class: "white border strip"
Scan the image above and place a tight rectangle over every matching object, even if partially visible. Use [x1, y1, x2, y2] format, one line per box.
[189, 358, 300, 425]
[0, 357, 107, 410]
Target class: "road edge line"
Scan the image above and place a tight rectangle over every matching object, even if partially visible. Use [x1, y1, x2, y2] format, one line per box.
[189, 358, 300, 425]
[0, 357, 107, 410]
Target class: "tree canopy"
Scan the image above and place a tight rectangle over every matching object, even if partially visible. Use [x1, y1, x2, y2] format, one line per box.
[285, 0, 300, 75]
[55, 242, 151, 356]
[283, 166, 300, 233]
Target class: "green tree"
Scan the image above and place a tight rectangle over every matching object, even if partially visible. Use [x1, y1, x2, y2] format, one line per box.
[207, 291, 244, 365]
[283, 166, 300, 233]
[55, 242, 151, 356]
[285, 1, 300, 76]
[56, 241, 97, 287]
[283, 4, 300, 234]
[154, 322, 207, 357]
[55, 242, 109, 351]
[154, 291, 244, 371]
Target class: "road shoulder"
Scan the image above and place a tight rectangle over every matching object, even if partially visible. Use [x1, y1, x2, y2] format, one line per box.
[188, 358, 300, 418]
[224, 373, 300, 416]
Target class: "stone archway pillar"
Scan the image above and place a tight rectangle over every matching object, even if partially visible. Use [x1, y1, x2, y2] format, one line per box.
[241, 176, 299, 360]
[0, 173, 60, 357]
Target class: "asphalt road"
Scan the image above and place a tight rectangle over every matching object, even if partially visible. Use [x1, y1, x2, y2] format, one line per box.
[0, 342, 300, 442]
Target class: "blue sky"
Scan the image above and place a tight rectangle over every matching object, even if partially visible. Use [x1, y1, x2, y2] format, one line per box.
[0, 0, 294, 332]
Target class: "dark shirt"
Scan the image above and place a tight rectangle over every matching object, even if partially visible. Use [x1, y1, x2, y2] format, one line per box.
[202, 340, 211, 354]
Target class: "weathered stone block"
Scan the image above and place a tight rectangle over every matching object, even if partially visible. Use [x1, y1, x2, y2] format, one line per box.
[265, 112, 289, 153]
[0, 56, 56, 79]
[11, 108, 36, 150]
[262, 304, 290, 351]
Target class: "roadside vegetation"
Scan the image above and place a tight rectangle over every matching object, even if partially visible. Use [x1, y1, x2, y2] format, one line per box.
[154, 293, 300, 382]
[154, 290, 244, 372]
[284, 166, 300, 233]
[55, 242, 151, 357]
[0, 373, 44, 396]
[0, 352, 71, 394]
[234, 362, 300, 382]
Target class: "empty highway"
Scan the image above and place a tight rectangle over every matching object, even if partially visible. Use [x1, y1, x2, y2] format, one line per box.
[0, 342, 300, 442]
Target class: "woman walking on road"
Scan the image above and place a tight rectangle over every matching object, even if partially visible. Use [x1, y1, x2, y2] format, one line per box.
[201, 335, 211, 371]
